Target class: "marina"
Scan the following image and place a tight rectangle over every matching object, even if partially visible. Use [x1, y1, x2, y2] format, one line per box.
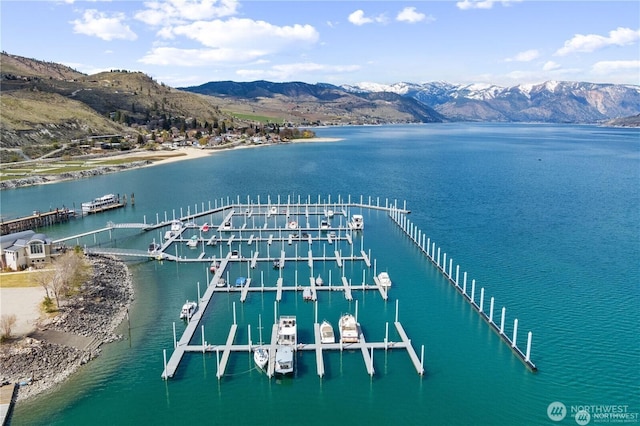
[53, 194, 535, 380]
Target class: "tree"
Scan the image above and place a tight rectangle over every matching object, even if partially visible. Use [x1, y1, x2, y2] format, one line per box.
[49, 251, 90, 308]
[0, 314, 17, 341]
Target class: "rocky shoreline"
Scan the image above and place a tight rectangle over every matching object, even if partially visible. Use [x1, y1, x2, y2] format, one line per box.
[0, 255, 134, 401]
[0, 160, 151, 190]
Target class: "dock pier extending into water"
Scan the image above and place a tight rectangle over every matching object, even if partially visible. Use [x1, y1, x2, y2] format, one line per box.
[389, 207, 537, 372]
[59, 193, 534, 378]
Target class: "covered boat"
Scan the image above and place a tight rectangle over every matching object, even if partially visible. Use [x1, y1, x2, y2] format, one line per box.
[180, 301, 197, 319]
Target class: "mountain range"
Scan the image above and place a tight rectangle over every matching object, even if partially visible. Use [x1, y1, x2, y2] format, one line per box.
[182, 80, 640, 125]
[1, 52, 639, 160]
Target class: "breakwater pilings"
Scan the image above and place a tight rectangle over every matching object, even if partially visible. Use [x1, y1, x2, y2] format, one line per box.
[389, 207, 537, 372]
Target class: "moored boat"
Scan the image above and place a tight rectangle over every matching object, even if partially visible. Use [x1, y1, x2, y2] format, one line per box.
[148, 241, 160, 254]
[209, 261, 219, 273]
[186, 235, 198, 248]
[81, 194, 120, 214]
[315, 274, 324, 286]
[274, 315, 296, 375]
[302, 287, 314, 301]
[235, 276, 247, 287]
[378, 271, 392, 288]
[180, 300, 197, 320]
[274, 345, 294, 375]
[339, 313, 359, 343]
[349, 214, 364, 230]
[253, 347, 269, 370]
[320, 320, 335, 344]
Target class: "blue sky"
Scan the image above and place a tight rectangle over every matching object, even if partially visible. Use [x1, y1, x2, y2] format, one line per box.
[1, 0, 639, 88]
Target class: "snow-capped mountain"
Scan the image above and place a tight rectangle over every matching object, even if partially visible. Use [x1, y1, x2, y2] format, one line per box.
[342, 81, 640, 123]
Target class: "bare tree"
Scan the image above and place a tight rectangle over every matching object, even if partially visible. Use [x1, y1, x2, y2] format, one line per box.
[30, 268, 54, 299]
[1, 314, 17, 340]
[50, 251, 90, 308]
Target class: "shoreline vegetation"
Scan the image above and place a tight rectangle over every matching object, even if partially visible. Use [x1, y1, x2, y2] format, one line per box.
[0, 137, 343, 191]
[0, 255, 133, 402]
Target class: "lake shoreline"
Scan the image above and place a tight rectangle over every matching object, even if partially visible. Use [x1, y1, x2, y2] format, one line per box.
[0, 137, 343, 191]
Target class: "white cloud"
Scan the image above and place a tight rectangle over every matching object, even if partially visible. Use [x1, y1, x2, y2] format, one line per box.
[543, 61, 561, 71]
[163, 18, 318, 51]
[396, 7, 430, 24]
[348, 9, 387, 26]
[555, 27, 640, 56]
[592, 60, 640, 74]
[505, 49, 540, 62]
[134, 0, 238, 26]
[139, 46, 267, 66]
[71, 9, 137, 41]
[456, 0, 520, 10]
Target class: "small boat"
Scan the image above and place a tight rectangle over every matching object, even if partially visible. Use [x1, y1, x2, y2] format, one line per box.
[326, 209, 334, 218]
[148, 241, 160, 254]
[320, 220, 330, 230]
[287, 221, 298, 229]
[269, 206, 278, 215]
[170, 220, 183, 232]
[235, 277, 247, 287]
[378, 272, 392, 288]
[186, 235, 198, 248]
[320, 320, 335, 344]
[216, 278, 226, 287]
[315, 274, 324, 286]
[209, 261, 219, 273]
[221, 221, 232, 231]
[230, 250, 239, 259]
[200, 223, 210, 232]
[164, 231, 174, 240]
[349, 214, 364, 230]
[254, 347, 269, 370]
[274, 345, 294, 375]
[302, 287, 314, 301]
[339, 313, 359, 343]
[180, 300, 197, 319]
[273, 260, 282, 269]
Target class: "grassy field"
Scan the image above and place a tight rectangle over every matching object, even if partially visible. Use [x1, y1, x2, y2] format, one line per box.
[0, 270, 48, 288]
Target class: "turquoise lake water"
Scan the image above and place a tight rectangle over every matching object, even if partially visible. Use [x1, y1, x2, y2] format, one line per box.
[3, 123, 639, 425]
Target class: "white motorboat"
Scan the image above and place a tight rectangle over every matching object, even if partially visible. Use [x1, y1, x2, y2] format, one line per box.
[320, 220, 330, 230]
[326, 209, 334, 218]
[221, 220, 232, 231]
[274, 345, 294, 375]
[170, 220, 182, 232]
[378, 272, 392, 288]
[269, 206, 278, 215]
[339, 313, 359, 343]
[253, 347, 269, 370]
[349, 214, 364, 230]
[186, 235, 198, 248]
[320, 320, 335, 344]
[81, 193, 119, 214]
[315, 274, 324, 286]
[180, 300, 197, 319]
[287, 221, 298, 229]
[164, 231, 174, 240]
[277, 316, 297, 346]
[302, 287, 314, 301]
[274, 315, 296, 375]
[148, 241, 160, 254]
[216, 278, 226, 287]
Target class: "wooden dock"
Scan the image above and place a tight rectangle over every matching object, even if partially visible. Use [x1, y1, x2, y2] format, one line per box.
[1, 208, 76, 235]
[0, 384, 17, 426]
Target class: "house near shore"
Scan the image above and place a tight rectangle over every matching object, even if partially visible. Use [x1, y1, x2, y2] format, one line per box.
[0, 230, 53, 271]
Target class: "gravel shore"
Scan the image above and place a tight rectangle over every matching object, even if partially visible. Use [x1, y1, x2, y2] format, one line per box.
[0, 255, 134, 401]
